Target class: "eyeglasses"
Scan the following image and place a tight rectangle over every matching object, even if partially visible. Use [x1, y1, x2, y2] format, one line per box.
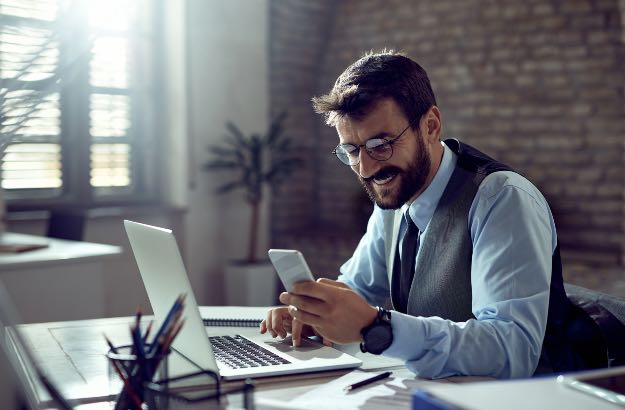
[332, 124, 411, 166]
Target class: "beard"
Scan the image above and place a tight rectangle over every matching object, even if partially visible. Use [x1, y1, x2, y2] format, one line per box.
[359, 133, 431, 210]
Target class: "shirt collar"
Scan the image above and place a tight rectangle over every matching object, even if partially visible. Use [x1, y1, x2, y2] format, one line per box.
[401, 141, 457, 232]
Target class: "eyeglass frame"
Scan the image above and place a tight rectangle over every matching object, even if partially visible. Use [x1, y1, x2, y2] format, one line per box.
[331, 123, 412, 166]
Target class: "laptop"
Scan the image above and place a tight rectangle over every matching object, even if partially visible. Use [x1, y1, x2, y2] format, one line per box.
[124, 220, 362, 381]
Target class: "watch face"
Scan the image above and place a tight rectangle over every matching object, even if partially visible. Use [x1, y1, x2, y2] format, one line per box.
[365, 323, 393, 354]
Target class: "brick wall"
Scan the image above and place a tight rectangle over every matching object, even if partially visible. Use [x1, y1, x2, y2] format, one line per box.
[270, 0, 625, 275]
[269, 0, 335, 236]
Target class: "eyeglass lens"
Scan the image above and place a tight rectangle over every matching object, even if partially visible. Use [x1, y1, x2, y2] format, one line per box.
[335, 139, 393, 165]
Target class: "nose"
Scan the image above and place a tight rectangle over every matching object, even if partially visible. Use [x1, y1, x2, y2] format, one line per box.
[355, 148, 379, 179]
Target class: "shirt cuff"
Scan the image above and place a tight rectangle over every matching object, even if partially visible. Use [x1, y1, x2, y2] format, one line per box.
[382, 310, 426, 360]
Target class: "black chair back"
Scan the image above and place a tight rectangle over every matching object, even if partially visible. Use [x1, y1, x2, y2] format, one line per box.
[46, 210, 86, 241]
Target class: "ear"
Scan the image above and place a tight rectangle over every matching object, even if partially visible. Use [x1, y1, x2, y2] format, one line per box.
[423, 106, 442, 143]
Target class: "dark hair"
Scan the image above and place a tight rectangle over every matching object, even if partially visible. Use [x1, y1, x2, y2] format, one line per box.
[312, 50, 437, 127]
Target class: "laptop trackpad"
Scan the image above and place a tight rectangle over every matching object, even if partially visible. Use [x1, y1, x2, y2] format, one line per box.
[262, 336, 346, 360]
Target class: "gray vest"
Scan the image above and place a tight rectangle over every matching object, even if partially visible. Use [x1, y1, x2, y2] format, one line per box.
[380, 139, 608, 374]
[383, 164, 484, 321]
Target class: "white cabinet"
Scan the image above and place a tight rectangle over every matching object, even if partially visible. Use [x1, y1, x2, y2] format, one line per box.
[0, 233, 122, 323]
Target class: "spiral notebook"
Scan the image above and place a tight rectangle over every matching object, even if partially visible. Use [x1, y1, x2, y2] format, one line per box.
[198, 305, 267, 328]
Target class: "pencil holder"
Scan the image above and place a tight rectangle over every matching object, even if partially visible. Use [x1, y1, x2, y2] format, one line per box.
[107, 344, 169, 410]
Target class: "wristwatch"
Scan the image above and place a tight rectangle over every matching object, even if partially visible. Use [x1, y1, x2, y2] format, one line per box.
[360, 307, 393, 355]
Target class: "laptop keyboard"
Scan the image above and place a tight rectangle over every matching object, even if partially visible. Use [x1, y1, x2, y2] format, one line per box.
[209, 335, 291, 369]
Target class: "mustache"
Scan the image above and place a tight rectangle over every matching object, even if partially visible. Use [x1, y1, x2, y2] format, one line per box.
[361, 166, 402, 183]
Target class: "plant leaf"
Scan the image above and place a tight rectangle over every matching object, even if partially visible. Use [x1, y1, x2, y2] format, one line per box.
[202, 112, 301, 207]
[203, 159, 241, 170]
[207, 145, 240, 157]
[215, 180, 244, 194]
[225, 122, 249, 148]
[266, 112, 287, 145]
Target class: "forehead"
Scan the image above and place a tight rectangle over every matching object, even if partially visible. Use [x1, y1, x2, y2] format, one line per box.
[335, 98, 407, 144]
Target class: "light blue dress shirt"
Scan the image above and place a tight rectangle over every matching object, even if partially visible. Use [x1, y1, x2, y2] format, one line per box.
[338, 141, 557, 379]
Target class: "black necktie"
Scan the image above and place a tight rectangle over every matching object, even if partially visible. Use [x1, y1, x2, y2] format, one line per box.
[395, 213, 420, 313]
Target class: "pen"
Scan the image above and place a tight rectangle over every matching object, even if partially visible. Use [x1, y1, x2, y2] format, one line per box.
[148, 294, 185, 355]
[142, 320, 153, 343]
[344, 371, 392, 392]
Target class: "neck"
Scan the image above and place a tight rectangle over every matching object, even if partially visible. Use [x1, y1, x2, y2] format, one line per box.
[407, 141, 445, 204]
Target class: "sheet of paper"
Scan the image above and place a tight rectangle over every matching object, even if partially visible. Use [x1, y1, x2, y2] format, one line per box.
[283, 369, 443, 410]
[198, 305, 270, 321]
[337, 343, 405, 371]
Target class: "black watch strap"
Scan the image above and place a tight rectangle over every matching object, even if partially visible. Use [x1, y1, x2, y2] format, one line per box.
[360, 307, 393, 355]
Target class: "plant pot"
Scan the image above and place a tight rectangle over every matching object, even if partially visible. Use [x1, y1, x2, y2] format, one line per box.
[224, 261, 278, 306]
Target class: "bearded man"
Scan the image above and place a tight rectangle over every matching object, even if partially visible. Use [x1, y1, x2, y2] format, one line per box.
[260, 51, 607, 378]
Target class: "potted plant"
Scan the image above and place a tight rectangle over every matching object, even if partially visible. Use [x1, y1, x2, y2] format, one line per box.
[203, 112, 301, 305]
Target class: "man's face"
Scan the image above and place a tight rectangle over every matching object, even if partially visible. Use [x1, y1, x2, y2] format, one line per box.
[336, 98, 433, 210]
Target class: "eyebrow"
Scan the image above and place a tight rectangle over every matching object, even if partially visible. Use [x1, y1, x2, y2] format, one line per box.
[340, 131, 393, 145]
[369, 131, 393, 140]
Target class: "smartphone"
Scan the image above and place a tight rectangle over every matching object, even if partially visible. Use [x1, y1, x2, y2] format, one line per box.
[559, 367, 625, 406]
[267, 249, 315, 292]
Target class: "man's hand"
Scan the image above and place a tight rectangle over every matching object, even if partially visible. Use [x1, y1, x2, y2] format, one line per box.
[279, 278, 378, 345]
[259, 306, 332, 347]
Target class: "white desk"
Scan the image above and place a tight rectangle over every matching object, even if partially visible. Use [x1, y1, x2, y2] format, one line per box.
[6, 307, 624, 409]
[0, 232, 122, 323]
[6, 308, 412, 407]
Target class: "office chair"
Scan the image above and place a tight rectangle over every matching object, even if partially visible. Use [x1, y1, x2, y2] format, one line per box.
[565, 283, 625, 368]
[46, 209, 86, 241]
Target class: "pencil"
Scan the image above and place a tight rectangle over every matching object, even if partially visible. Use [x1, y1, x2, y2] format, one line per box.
[110, 356, 143, 409]
[344, 371, 392, 392]
[148, 294, 184, 355]
[104, 334, 118, 354]
[142, 320, 153, 343]
[162, 318, 185, 353]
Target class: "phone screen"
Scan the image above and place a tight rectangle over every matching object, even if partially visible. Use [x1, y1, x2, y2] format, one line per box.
[268, 249, 314, 292]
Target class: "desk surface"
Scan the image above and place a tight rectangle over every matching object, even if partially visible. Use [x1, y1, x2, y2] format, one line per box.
[7, 307, 624, 410]
[7, 308, 414, 407]
[0, 232, 122, 269]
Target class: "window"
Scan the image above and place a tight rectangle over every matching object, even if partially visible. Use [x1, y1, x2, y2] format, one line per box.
[0, 0, 159, 210]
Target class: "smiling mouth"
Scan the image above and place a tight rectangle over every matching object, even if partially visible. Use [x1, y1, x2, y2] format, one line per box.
[373, 173, 396, 185]
[365, 168, 399, 186]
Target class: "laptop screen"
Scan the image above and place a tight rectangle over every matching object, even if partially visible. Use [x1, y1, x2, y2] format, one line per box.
[124, 220, 219, 381]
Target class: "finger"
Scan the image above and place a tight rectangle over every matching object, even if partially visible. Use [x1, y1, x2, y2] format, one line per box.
[271, 309, 287, 338]
[265, 310, 277, 338]
[277, 318, 289, 339]
[290, 281, 337, 303]
[280, 291, 322, 306]
[322, 337, 332, 347]
[260, 319, 267, 334]
[317, 278, 350, 289]
[291, 317, 303, 347]
[279, 292, 290, 305]
[283, 293, 327, 317]
[288, 305, 323, 327]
